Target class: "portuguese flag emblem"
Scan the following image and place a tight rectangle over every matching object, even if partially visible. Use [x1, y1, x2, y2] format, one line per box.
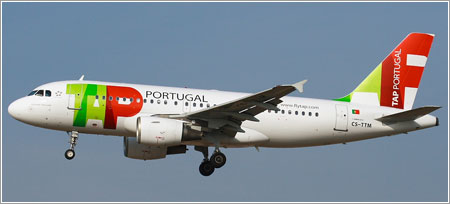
[352, 109, 360, 114]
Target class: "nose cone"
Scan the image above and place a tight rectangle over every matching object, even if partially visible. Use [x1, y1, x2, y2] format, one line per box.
[8, 98, 25, 121]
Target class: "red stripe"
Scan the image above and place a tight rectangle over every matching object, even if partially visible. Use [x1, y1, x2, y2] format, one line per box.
[401, 33, 434, 57]
[380, 55, 401, 108]
[404, 67, 424, 88]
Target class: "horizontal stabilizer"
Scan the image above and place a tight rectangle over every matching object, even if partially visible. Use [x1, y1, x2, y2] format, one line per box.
[376, 105, 440, 123]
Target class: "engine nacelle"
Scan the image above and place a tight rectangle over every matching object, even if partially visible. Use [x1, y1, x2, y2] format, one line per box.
[123, 137, 187, 160]
[136, 116, 202, 146]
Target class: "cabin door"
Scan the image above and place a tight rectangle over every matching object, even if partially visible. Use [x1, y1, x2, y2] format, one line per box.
[334, 104, 348, 131]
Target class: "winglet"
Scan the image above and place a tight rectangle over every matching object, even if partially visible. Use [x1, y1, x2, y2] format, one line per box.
[79, 75, 85, 81]
[292, 80, 308, 93]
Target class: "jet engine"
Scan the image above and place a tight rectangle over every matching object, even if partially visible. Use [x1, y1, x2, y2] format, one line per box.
[136, 116, 202, 146]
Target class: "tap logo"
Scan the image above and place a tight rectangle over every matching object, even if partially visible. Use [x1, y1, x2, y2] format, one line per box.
[335, 33, 433, 110]
[67, 84, 143, 129]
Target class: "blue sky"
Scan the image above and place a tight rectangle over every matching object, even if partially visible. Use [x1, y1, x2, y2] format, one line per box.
[2, 2, 448, 202]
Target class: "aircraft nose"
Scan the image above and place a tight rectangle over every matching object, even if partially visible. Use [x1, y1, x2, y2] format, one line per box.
[8, 99, 25, 120]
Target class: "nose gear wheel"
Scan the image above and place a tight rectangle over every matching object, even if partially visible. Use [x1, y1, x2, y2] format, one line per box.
[65, 131, 78, 160]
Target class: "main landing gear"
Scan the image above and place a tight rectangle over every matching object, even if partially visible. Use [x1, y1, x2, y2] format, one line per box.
[65, 131, 78, 160]
[195, 146, 227, 176]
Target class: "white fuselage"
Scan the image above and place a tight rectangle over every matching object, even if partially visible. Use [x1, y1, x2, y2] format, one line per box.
[8, 80, 438, 148]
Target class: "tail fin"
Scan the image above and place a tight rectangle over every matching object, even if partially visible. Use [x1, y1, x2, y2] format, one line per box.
[335, 33, 434, 110]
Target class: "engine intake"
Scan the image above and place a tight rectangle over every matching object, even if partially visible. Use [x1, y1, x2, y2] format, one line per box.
[136, 116, 202, 146]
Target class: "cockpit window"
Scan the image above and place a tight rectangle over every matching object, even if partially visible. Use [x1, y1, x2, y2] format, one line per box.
[28, 89, 50, 97]
[28, 90, 37, 96]
[35, 90, 44, 96]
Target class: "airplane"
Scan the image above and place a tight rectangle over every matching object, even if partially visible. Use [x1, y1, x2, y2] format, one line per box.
[8, 33, 440, 176]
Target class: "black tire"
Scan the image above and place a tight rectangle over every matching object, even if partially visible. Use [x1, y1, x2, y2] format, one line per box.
[65, 149, 75, 160]
[199, 161, 215, 176]
[210, 152, 226, 168]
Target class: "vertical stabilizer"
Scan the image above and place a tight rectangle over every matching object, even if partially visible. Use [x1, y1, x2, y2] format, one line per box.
[335, 33, 434, 109]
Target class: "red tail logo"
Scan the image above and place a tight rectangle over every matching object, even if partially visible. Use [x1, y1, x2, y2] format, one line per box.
[380, 33, 434, 109]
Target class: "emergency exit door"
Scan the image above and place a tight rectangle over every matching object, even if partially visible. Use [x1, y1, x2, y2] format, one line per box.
[334, 104, 348, 131]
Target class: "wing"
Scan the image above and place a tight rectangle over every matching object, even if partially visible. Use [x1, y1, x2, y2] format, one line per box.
[169, 80, 307, 136]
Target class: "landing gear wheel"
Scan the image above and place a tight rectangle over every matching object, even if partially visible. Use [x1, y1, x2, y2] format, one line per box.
[199, 161, 215, 176]
[65, 131, 78, 160]
[210, 152, 226, 168]
[65, 149, 75, 160]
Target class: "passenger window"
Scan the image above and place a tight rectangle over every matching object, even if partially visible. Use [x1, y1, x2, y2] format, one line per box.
[185, 102, 189, 106]
[150, 99, 154, 104]
[116, 97, 119, 101]
[35, 90, 44, 96]
[144, 99, 147, 103]
[309, 112, 312, 116]
[268, 110, 271, 113]
[102, 96, 106, 100]
[281, 110, 285, 114]
[123, 98, 126, 102]
[109, 96, 113, 101]
[302, 111, 305, 116]
[164, 100, 167, 105]
[95, 95, 99, 99]
[130, 98, 134, 102]
[28, 90, 37, 96]
[288, 110, 292, 115]
[295, 111, 298, 115]
[315, 112, 319, 117]
[207, 104, 210, 108]
[45, 90, 51, 97]
[200, 103, 203, 108]
[174, 101, 178, 106]
[193, 103, 196, 107]
[157, 100, 161, 104]
[136, 98, 141, 103]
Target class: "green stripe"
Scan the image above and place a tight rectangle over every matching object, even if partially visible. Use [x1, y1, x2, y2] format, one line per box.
[335, 63, 382, 102]
[67, 84, 107, 127]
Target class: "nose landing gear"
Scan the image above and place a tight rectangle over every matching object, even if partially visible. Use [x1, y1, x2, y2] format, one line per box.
[195, 146, 227, 176]
[65, 131, 78, 160]
[65, 149, 75, 160]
